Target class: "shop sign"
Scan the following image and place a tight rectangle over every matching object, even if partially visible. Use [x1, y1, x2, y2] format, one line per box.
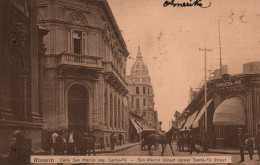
[215, 79, 247, 94]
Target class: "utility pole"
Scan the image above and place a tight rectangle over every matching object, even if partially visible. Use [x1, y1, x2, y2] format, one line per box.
[199, 47, 212, 132]
[218, 19, 222, 76]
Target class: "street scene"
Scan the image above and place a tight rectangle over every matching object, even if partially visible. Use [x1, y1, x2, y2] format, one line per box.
[1, 0, 260, 164]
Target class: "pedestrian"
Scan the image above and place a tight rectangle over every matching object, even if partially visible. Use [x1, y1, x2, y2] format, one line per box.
[245, 134, 255, 160]
[238, 128, 245, 162]
[82, 131, 89, 155]
[118, 133, 123, 146]
[110, 132, 116, 151]
[88, 131, 96, 156]
[67, 130, 75, 155]
[256, 130, 260, 161]
[51, 130, 59, 155]
[180, 133, 184, 151]
[189, 131, 200, 154]
[100, 133, 105, 151]
[8, 129, 30, 165]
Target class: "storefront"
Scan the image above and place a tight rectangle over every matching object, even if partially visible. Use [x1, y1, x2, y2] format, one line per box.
[212, 74, 260, 148]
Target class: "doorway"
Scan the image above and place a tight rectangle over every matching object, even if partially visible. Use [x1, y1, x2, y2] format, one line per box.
[68, 84, 89, 131]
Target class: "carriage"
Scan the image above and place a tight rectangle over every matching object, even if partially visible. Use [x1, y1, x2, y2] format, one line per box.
[140, 129, 158, 150]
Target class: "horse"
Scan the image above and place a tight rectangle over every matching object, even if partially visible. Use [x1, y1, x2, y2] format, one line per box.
[147, 127, 178, 156]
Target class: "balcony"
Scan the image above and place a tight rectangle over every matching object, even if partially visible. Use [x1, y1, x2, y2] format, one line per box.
[58, 53, 102, 70]
[103, 61, 128, 95]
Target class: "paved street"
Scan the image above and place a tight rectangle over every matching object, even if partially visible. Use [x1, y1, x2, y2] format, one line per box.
[98, 142, 260, 164]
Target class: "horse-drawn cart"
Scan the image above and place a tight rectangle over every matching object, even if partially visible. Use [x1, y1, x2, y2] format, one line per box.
[140, 129, 158, 150]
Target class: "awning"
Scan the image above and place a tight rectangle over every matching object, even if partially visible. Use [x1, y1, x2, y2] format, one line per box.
[178, 120, 185, 129]
[192, 99, 213, 128]
[183, 110, 198, 129]
[213, 97, 246, 126]
[130, 118, 142, 133]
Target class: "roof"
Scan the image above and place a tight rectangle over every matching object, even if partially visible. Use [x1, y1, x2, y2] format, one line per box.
[130, 46, 149, 76]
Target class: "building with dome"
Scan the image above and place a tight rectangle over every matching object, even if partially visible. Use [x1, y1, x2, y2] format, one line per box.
[127, 46, 159, 142]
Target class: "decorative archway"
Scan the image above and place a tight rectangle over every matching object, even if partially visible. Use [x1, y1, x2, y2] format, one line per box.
[67, 84, 89, 131]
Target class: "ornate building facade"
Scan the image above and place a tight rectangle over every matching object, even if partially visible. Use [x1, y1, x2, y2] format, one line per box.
[0, 0, 49, 154]
[37, 0, 129, 145]
[127, 46, 158, 134]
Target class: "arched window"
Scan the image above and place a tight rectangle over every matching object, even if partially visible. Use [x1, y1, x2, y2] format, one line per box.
[104, 89, 108, 127]
[114, 95, 117, 128]
[118, 99, 121, 129]
[110, 93, 113, 127]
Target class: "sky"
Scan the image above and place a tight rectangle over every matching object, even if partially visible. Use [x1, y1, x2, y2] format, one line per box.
[107, 0, 260, 130]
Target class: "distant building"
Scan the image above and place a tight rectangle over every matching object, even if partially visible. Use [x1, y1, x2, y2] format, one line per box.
[243, 61, 260, 74]
[189, 87, 198, 104]
[127, 46, 159, 136]
[213, 65, 228, 78]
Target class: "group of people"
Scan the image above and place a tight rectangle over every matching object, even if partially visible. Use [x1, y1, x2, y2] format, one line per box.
[41, 129, 124, 155]
[238, 128, 260, 162]
[176, 128, 209, 154]
[42, 129, 97, 155]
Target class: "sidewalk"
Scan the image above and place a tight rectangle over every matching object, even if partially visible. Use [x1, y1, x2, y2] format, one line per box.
[207, 148, 253, 154]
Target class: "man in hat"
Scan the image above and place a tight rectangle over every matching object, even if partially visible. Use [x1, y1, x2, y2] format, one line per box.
[238, 128, 245, 162]
[245, 134, 255, 160]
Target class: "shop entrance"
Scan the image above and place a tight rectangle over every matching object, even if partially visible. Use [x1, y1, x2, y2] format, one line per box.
[68, 84, 89, 131]
[224, 126, 240, 147]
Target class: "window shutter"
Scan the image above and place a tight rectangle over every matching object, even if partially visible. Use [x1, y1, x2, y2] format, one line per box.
[70, 30, 74, 53]
[82, 32, 87, 55]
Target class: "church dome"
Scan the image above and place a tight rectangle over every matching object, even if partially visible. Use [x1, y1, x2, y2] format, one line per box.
[130, 46, 149, 76]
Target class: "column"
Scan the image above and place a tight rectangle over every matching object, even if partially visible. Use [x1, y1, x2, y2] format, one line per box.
[92, 81, 99, 129]
[247, 92, 253, 135]
[57, 79, 66, 128]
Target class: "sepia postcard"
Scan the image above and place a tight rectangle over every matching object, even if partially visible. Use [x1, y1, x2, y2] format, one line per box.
[1, 0, 260, 164]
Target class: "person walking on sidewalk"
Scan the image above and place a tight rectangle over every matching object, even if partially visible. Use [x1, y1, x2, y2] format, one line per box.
[118, 133, 123, 146]
[110, 132, 116, 151]
[100, 133, 105, 151]
[238, 128, 245, 162]
[256, 130, 260, 161]
[88, 131, 96, 156]
[245, 134, 255, 160]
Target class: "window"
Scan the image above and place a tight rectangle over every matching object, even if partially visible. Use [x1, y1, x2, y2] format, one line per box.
[148, 88, 150, 94]
[136, 87, 139, 94]
[136, 99, 139, 109]
[143, 98, 146, 106]
[143, 87, 146, 94]
[142, 78, 146, 82]
[71, 30, 87, 54]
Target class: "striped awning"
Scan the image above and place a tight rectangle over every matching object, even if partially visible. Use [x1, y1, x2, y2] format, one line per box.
[130, 118, 142, 133]
[183, 110, 198, 129]
[192, 99, 213, 128]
